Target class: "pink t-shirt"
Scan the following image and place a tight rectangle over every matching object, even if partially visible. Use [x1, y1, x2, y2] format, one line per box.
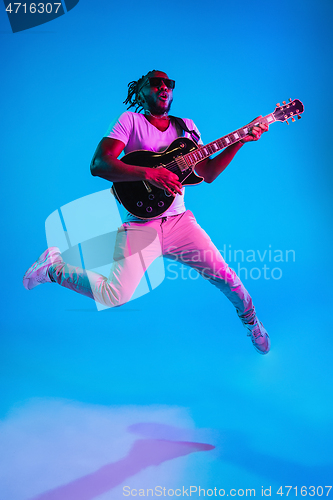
[106, 111, 202, 219]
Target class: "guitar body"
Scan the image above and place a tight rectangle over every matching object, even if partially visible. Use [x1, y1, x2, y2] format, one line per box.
[112, 137, 204, 219]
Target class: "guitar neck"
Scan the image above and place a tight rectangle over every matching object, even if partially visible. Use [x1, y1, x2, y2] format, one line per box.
[184, 113, 276, 168]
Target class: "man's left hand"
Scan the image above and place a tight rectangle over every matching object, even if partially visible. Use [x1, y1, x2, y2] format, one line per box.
[241, 116, 269, 143]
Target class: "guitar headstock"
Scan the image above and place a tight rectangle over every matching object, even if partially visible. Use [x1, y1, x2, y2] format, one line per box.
[273, 99, 304, 124]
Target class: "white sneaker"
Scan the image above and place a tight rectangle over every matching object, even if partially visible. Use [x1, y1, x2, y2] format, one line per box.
[245, 320, 271, 355]
[23, 247, 63, 290]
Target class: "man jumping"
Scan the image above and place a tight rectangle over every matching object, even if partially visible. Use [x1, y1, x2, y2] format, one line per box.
[23, 70, 270, 354]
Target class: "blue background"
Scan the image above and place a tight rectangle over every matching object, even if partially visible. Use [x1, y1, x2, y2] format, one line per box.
[1, 0, 333, 498]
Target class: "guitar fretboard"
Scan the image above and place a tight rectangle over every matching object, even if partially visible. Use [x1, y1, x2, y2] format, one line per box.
[184, 113, 276, 168]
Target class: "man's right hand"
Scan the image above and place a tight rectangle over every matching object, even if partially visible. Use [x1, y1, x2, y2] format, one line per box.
[145, 166, 183, 196]
[91, 138, 183, 194]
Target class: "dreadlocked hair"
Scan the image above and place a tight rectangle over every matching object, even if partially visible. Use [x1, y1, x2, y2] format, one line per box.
[123, 70, 156, 113]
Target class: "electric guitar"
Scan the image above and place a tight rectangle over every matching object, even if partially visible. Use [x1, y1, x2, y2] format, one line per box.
[112, 99, 304, 219]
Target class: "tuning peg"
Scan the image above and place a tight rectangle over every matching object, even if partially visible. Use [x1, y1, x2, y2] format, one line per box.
[286, 120, 289, 125]
[276, 103, 280, 107]
[289, 98, 292, 102]
[297, 114, 301, 120]
[291, 117, 295, 122]
[283, 101, 286, 105]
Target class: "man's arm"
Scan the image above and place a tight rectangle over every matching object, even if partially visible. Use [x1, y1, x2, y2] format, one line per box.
[195, 121, 269, 184]
[90, 137, 183, 195]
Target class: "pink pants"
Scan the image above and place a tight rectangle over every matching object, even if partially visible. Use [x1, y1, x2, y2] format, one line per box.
[49, 211, 256, 324]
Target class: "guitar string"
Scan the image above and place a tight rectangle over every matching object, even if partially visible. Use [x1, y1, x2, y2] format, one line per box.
[141, 106, 301, 190]
[163, 138, 234, 174]
[164, 124, 252, 173]
[163, 112, 277, 174]
[150, 112, 278, 177]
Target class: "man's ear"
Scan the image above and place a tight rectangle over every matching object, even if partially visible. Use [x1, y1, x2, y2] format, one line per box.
[138, 92, 145, 104]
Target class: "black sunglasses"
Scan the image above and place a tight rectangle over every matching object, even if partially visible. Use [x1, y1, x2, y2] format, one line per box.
[147, 77, 175, 90]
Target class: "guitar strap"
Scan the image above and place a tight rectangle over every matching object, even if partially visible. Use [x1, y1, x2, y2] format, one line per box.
[171, 116, 201, 144]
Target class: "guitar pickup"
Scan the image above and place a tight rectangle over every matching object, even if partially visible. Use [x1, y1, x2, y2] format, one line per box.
[175, 156, 190, 172]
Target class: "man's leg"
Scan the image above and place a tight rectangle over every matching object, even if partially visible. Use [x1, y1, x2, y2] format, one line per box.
[23, 221, 163, 308]
[163, 211, 270, 354]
